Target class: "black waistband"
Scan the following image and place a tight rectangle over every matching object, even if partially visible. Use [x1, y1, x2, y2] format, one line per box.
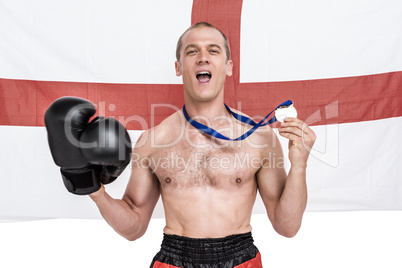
[159, 232, 256, 263]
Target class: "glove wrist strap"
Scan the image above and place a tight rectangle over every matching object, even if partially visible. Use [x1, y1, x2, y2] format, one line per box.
[60, 168, 101, 195]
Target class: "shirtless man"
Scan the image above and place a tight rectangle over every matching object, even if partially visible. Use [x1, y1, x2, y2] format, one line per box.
[46, 22, 316, 268]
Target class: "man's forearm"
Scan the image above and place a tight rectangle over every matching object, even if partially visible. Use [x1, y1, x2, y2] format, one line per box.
[89, 185, 145, 241]
[274, 166, 308, 237]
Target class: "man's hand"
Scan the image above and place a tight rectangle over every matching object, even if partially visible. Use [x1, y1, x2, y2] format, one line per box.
[278, 117, 316, 168]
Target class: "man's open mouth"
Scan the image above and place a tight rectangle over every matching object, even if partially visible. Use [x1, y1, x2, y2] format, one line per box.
[196, 71, 212, 83]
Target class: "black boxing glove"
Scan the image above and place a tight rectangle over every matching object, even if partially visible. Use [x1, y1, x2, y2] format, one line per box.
[44, 97, 132, 195]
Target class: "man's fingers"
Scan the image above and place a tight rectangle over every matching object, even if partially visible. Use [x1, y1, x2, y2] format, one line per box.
[278, 126, 303, 138]
[279, 118, 316, 148]
[278, 131, 302, 142]
[280, 118, 313, 136]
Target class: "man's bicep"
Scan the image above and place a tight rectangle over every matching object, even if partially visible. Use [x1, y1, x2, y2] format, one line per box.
[257, 164, 286, 208]
[123, 142, 160, 223]
[256, 143, 287, 218]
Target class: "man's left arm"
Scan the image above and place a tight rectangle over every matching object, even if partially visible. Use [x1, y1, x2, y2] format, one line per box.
[257, 118, 316, 238]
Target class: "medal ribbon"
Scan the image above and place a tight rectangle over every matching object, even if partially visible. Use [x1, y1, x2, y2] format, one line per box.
[182, 100, 293, 141]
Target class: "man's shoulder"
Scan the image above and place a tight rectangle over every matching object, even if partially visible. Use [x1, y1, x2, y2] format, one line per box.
[137, 111, 184, 151]
[153, 110, 183, 135]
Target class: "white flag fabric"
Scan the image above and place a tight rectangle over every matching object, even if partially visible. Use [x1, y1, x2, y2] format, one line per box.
[0, 0, 402, 222]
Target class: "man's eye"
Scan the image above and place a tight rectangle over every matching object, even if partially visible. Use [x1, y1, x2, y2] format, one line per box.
[210, 50, 219, 54]
[187, 50, 197, 55]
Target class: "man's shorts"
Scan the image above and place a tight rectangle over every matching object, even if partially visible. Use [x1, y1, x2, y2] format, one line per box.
[150, 232, 262, 268]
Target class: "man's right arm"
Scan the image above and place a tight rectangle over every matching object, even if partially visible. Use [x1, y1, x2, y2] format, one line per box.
[89, 132, 160, 241]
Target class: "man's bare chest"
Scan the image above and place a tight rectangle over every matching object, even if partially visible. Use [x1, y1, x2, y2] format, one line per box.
[149, 139, 262, 188]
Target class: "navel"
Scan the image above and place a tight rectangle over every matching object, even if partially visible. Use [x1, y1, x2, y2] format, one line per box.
[165, 177, 172, 183]
[236, 178, 242, 184]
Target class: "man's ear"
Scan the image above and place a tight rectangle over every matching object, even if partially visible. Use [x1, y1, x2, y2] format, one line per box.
[226, 59, 233, 77]
[175, 61, 182, 76]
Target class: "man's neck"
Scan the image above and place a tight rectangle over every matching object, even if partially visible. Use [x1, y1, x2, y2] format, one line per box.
[184, 98, 232, 127]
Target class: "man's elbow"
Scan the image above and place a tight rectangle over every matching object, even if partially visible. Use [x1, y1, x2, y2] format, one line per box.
[125, 234, 140, 242]
[273, 221, 301, 238]
[118, 222, 148, 242]
[278, 229, 299, 238]
[122, 228, 146, 241]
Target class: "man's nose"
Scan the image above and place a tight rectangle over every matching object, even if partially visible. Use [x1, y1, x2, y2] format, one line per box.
[197, 49, 210, 64]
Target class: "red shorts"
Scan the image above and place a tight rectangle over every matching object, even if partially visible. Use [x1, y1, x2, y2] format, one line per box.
[150, 232, 262, 268]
